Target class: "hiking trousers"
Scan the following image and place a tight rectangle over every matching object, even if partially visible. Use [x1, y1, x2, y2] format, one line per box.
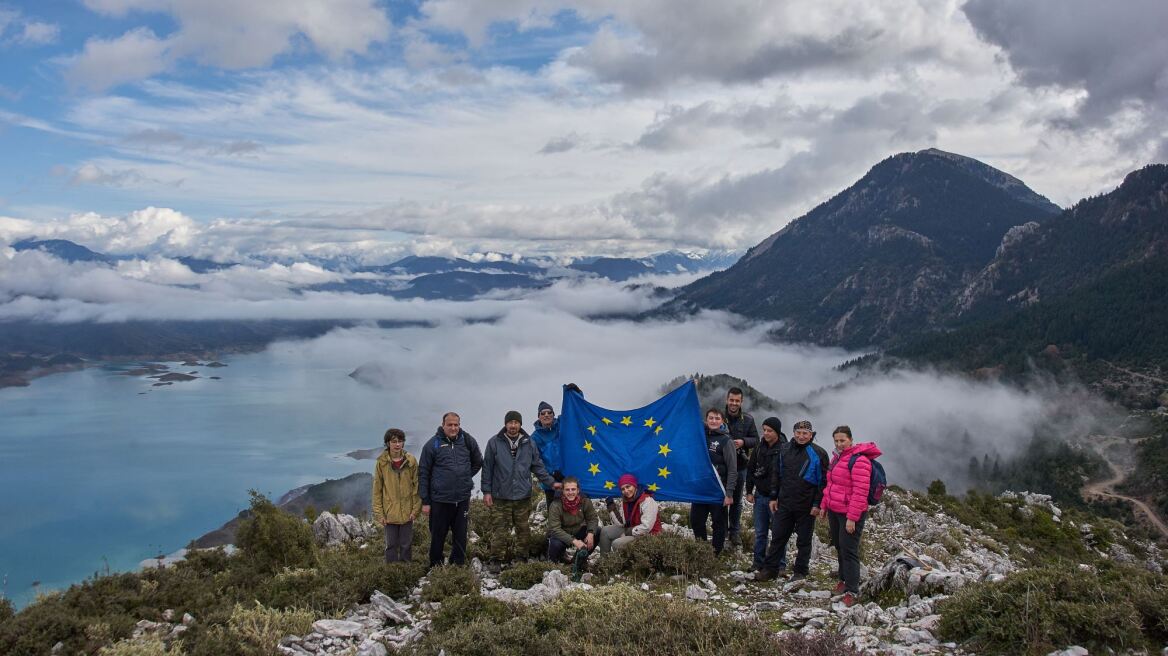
[690, 503, 728, 554]
[487, 497, 533, 560]
[764, 506, 815, 574]
[384, 521, 413, 563]
[827, 509, 867, 594]
[428, 499, 470, 567]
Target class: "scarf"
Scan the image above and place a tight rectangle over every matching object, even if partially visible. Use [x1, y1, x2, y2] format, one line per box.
[561, 494, 582, 516]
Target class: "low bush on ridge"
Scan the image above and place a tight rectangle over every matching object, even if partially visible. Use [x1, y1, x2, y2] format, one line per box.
[594, 532, 719, 580]
[410, 584, 861, 656]
[0, 493, 427, 656]
[420, 565, 477, 603]
[497, 561, 567, 590]
[938, 563, 1168, 654]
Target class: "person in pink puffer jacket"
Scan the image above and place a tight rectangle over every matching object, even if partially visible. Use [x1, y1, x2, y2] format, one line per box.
[820, 425, 882, 607]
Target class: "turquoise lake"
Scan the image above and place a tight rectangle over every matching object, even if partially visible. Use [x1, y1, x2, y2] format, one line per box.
[0, 352, 421, 608]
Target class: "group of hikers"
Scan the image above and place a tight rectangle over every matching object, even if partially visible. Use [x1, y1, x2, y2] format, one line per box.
[371, 385, 883, 607]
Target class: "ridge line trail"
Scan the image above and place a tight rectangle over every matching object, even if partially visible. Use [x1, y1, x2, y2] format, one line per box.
[1100, 360, 1168, 385]
[1083, 435, 1168, 539]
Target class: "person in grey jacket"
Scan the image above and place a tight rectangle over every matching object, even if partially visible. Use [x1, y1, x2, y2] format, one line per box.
[419, 412, 483, 568]
[482, 410, 558, 562]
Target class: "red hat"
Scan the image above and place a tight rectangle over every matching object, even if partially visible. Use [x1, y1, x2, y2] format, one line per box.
[618, 474, 638, 489]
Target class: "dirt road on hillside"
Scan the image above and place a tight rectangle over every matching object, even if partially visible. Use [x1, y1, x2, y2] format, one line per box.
[1083, 436, 1168, 539]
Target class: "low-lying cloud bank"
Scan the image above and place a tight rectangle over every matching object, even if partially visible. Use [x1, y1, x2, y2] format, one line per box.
[1, 244, 1113, 492]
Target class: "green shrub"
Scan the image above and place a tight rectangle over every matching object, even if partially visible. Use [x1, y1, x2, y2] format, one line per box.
[927, 479, 947, 497]
[938, 563, 1168, 654]
[421, 566, 477, 602]
[594, 532, 718, 580]
[498, 562, 566, 590]
[430, 594, 517, 633]
[236, 491, 317, 574]
[257, 544, 425, 613]
[413, 584, 792, 655]
[224, 602, 314, 656]
[0, 597, 13, 624]
[97, 635, 172, 656]
[776, 632, 864, 656]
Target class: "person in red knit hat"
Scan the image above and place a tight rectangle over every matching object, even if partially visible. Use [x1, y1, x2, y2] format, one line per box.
[599, 473, 662, 553]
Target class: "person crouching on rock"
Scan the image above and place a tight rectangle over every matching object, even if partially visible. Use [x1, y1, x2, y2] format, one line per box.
[482, 410, 559, 564]
[373, 428, 422, 563]
[690, 408, 737, 555]
[821, 425, 881, 608]
[546, 476, 599, 581]
[600, 473, 662, 553]
[755, 419, 828, 583]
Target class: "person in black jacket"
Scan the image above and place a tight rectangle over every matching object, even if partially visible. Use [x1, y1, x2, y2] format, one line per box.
[690, 408, 737, 555]
[724, 387, 759, 547]
[419, 411, 483, 568]
[744, 416, 788, 573]
[755, 419, 828, 582]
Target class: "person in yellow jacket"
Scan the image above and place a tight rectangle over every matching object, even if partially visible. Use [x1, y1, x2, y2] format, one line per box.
[373, 428, 423, 563]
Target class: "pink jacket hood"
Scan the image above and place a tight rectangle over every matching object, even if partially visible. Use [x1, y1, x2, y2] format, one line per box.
[820, 441, 881, 521]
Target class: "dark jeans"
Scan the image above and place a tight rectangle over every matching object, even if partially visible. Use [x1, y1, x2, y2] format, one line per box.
[751, 494, 788, 571]
[763, 506, 815, 574]
[729, 467, 747, 533]
[690, 503, 729, 554]
[384, 522, 414, 563]
[547, 525, 596, 562]
[428, 499, 470, 568]
[828, 510, 867, 594]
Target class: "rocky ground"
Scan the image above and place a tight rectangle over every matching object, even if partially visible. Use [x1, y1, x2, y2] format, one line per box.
[120, 489, 1167, 656]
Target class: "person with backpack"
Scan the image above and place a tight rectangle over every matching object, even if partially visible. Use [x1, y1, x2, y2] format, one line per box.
[755, 419, 828, 582]
[599, 473, 662, 553]
[481, 410, 558, 563]
[744, 416, 788, 573]
[372, 428, 422, 563]
[691, 408, 737, 555]
[419, 412, 483, 568]
[546, 476, 599, 581]
[820, 425, 883, 607]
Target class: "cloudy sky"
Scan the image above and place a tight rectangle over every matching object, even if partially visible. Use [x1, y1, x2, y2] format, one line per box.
[0, 0, 1165, 262]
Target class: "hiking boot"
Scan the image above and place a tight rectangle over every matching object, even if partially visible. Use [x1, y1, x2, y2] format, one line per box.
[729, 532, 741, 547]
[787, 572, 807, 583]
[753, 569, 777, 582]
[841, 592, 858, 608]
[833, 580, 847, 595]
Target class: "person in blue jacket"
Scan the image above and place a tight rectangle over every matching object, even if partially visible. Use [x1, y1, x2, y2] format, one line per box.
[531, 383, 583, 508]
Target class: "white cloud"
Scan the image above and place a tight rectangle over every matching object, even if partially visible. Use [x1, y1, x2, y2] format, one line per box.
[0, 7, 58, 46]
[65, 0, 391, 91]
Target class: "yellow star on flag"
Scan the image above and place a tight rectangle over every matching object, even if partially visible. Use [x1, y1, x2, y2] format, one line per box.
[583, 440, 594, 453]
[647, 483, 660, 492]
[654, 425, 664, 435]
[643, 417, 657, 427]
[587, 425, 597, 435]
[604, 480, 615, 490]
[588, 463, 601, 476]
[658, 443, 671, 457]
[657, 466, 671, 479]
[601, 417, 613, 426]
[620, 416, 632, 426]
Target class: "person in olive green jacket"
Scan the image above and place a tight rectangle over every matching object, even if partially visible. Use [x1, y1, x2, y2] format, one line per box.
[546, 477, 599, 581]
[373, 428, 423, 563]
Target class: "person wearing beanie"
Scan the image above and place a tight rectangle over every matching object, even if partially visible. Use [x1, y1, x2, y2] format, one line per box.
[481, 409, 558, 563]
[373, 428, 422, 563]
[745, 416, 788, 573]
[691, 408, 737, 555]
[755, 419, 829, 583]
[723, 387, 760, 548]
[531, 400, 565, 509]
[599, 473, 661, 553]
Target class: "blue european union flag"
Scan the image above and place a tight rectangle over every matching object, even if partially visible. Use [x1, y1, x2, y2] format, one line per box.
[559, 379, 724, 503]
